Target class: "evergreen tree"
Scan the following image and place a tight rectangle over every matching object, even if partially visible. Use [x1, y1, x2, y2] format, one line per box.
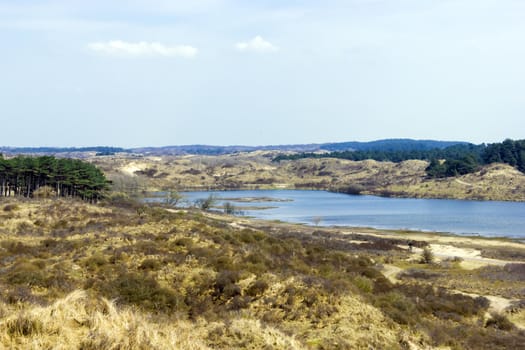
[0, 156, 109, 202]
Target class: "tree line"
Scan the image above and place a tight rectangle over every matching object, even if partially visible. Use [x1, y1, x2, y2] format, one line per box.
[0, 146, 125, 155]
[273, 139, 525, 178]
[0, 155, 109, 202]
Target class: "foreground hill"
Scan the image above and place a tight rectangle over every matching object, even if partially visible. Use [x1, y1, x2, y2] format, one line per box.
[1, 198, 524, 349]
[94, 152, 525, 201]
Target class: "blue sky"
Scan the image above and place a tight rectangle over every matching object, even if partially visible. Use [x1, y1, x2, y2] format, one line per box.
[1, 0, 524, 147]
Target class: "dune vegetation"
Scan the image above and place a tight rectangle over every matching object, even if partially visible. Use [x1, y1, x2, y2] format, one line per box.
[93, 151, 525, 202]
[1, 196, 524, 349]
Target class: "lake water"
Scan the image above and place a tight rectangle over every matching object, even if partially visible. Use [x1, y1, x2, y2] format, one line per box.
[161, 190, 525, 239]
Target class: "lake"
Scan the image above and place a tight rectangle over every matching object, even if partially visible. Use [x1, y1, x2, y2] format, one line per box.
[157, 190, 525, 239]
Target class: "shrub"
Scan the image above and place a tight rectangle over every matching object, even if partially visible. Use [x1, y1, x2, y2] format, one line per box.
[102, 192, 141, 209]
[33, 186, 57, 198]
[1, 240, 36, 255]
[195, 195, 216, 211]
[374, 291, 418, 325]
[223, 202, 235, 215]
[344, 184, 365, 195]
[3, 203, 20, 212]
[421, 247, 434, 264]
[245, 279, 269, 297]
[139, 258, 161, 271]
[504, 263, 525, 281]
[229, 295, 251, 310]
[7, 262, 47, 287]
[5, 286, 36, 304]
[114, 273, 183, 312]
[398, 268, 442, 280]
[486, 313, 515, 331]
[83, 254, 108, 271]
[353, 275, 373, 293]
[214, 271, 241, 300]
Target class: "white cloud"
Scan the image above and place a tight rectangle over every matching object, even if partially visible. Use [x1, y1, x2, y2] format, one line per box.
[235, 36, 278, 53]
[87, 40, 198, 58]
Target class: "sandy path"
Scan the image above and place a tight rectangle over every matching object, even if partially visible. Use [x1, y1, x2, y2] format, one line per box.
[381, 264, 403, 283]
[406, 244, 511, 269]
[120, 162, 147, 176]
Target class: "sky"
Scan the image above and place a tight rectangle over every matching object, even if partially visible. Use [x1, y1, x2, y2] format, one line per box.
[1, 0, 524, 147]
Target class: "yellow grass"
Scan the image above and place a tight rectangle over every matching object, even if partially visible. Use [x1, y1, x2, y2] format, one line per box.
[0, 290, 210, 350]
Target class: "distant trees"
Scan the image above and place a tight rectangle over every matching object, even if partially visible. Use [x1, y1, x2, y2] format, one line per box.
[425, 154, 479, 178]
[272, 144, 485, 165]
[481, 139, 525, 173]
[0, 155, 109, 202]
[273, 139, 525, 178]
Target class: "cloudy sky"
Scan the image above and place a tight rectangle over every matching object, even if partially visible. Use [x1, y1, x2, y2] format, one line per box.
[1, 0, 524, 147]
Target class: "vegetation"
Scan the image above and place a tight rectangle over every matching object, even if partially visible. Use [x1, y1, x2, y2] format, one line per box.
[0, 146, 125, 154]
[164, 190, 184, 206]
[273, 139, 525, 179]
[420, 247, 434, 264]
[482, 139, 525, 173]
[0, 155, 109, 202]
[0, 197, 523, 349]
[273, 143, 483, 164]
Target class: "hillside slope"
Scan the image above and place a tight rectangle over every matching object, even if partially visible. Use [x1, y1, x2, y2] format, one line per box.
[2, 198, 524, 349]
[93, 153, 525, 201]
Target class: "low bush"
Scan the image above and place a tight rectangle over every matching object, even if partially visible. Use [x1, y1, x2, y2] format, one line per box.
[139, 258, 161, 271]
[1, 240, 36, 255]
[110, 272, 183, 312]
[33, 186, 57, 198]
[353, 275, 373, 293]
[245, 279, 269, 297]
[83, 254, 108, 271]
[213, 271, 241, 300]
[7, 262, 48, 287]
[3, 204, 19, 212]
[397, 268, 442, 280]
[486, 313, 515, 331]
[421, 247, 434, 264]
[374, 291, 418, 325]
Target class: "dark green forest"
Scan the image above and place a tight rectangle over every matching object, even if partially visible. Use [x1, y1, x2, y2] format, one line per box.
[0, 156, 109, 201]
[273, 139, 525, 178]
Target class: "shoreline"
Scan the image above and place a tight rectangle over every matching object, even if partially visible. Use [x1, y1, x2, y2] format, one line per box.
[203, 211, 525, 265]
[162, 189, 525, 239]
[162, 186, 525, 203]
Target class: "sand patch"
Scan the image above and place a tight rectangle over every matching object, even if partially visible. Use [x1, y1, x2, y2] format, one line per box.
[120, 162, 147, 176]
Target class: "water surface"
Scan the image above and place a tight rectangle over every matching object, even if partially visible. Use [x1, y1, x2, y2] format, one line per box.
[167, 190, 525, 238]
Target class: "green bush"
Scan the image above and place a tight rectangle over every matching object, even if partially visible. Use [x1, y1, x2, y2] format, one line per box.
[353, 276, 373, 293]
[374, 291, 418, 325]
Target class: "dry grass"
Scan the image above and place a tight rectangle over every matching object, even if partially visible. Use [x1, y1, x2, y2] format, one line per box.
[0, 290, 210, 350]
[91, 153, 525, 201]
[1, 197, 524, 349]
